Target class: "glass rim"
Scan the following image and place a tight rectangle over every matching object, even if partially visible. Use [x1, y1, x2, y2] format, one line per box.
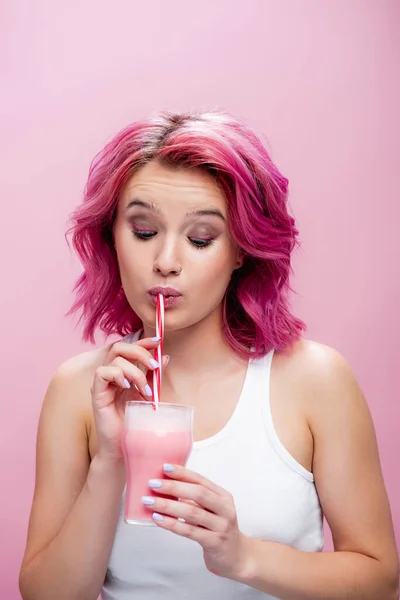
[125, 401, 193, 410]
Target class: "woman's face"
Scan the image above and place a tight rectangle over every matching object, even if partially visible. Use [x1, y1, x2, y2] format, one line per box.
[113, 161, 242, 332]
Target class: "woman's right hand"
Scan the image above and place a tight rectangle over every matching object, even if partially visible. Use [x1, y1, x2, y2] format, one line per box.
[90, 336, 169, 463]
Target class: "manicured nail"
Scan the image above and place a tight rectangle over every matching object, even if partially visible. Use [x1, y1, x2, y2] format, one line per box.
[151, 336, 161, 342]
[163, 463, 174, 472]
[145, 384, 153, 397]
[142, 496, 155, 506]
[149, 358, 160, 369]
[149, 479, 162, 488]
[164, 355, 170, 366]
[123, 378, 131, 389]
[152, 512, 164, 522]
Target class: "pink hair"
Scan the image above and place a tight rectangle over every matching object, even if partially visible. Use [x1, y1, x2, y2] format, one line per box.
[67, 111, 305, 358]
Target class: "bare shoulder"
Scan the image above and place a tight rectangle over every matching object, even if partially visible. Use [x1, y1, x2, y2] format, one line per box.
[274, 337, 359, 414]
[269, 337, 367, 474]
[275, 336, 350, 377]
[52, 344, 110, 402]
[56, 344, 110, 381]
[279, 336, 378, 464]
[45, 344, 111, 440]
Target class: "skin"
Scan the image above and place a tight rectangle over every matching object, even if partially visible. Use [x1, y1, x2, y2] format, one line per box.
[20, 161, 399, 600]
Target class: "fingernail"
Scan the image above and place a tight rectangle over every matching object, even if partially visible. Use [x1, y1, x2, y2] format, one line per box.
[151, 336, 161, 342]
[149, 479, 162, 489]
[149, 358, 160, 369]
[142, 496, 155, 506]
[165, 355, 170, 366]
[163, 463, 174, 472]
[152, 512, 164, 522]
[123, 378, 131, 389]
[145, 384, 153, 397]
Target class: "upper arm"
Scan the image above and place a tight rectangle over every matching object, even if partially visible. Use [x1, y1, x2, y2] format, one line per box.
[20, 360, 92, 571]
[305, 344, 399, 579]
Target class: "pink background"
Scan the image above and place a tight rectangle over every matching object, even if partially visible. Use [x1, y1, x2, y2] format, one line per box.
[1, 1, 399, 597]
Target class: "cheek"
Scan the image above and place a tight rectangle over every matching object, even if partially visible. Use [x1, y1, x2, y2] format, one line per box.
[115, 235, 144, 280]
[194, 248, 235, 288]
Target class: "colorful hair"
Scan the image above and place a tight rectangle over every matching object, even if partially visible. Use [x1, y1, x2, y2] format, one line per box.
[67, 111, 305, 358]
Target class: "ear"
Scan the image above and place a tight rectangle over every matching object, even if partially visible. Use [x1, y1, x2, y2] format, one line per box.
[234, 251, 244, 270]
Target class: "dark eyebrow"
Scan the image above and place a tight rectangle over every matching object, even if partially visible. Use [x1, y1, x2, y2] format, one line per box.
[126, 199, 226, 222]
[126, 199, 162, 214]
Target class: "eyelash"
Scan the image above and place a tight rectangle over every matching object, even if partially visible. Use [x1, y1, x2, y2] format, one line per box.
[132, 229, 215, 250]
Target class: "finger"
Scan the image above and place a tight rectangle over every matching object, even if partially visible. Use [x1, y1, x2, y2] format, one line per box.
[151, 513, 214, 545]
[120, 334, 162, 349]
[162, 464, 229, 497]
[179, 498, 199, 507]
[107, 340, 161, 371]
[111, 357, 153, 399]
[142, 496, 223, 532]
[136, 353, 170, 381]
[92, 365, 131, 405]
[148, 479, 222, 515]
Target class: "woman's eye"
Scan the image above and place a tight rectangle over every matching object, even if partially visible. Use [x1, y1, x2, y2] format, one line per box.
[132, 229, 214, 249]
[132, 228, 156, 240]
[189, 238, 214, 249]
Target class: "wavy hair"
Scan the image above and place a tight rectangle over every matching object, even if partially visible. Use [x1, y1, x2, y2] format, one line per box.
[67, 110, 305, 358]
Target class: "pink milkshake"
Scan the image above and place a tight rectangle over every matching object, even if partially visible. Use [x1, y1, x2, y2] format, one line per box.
[122, 401, 193, 525]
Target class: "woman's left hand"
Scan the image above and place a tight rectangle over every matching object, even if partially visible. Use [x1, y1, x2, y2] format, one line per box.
[142, 463, 252, 581]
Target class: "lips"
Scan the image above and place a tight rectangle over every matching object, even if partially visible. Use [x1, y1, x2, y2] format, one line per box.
[148, 287, 182, 298]
[147, 291, 183, 309]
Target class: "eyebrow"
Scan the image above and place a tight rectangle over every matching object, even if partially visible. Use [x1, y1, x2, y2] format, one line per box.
[125, 199, 226, 222]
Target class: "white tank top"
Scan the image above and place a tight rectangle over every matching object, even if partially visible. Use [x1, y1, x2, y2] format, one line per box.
[101, 334, 324, 599]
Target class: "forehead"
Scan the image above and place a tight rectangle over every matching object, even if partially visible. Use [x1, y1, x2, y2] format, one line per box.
[120, 161, 226, 210]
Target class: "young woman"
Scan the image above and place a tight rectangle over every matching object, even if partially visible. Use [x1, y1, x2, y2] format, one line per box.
[19, 111, 399, 600]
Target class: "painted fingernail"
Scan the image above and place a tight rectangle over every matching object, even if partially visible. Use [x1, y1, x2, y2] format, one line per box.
[149, 358, 160, 369]
[142, 496, 155, 506]
[123, 378, 131, 389]
[145, 384, 153, 397]
[151, 336, 161, 342]
[164, 355, 170, 366]
[149, 479, 162, 488]
[163, 463, 174, 472]
[152, 512, 164, 522]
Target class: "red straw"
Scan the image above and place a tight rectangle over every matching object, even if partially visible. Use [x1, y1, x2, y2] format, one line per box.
[152, 293, 165, 410]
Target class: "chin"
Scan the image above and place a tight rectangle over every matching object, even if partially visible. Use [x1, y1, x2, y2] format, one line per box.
[138, 307, 184, 332]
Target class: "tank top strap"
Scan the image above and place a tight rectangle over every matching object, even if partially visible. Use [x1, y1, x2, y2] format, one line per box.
[210, 349, 276, 443]
[256, 348, 315, 482]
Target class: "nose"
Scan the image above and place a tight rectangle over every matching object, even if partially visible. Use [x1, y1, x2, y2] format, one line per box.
[153, 240, 182, 277]
[153, 263, 182, 276]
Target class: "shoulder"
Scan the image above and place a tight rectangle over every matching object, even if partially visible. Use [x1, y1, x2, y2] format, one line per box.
[39, 344, 113, 455]
[275, 337, 357, 396]
[276, 336, 350, 375]
[274, 338, 364, 431]
[271, 337, 378, 479]
[44, 344, 112, 415]
[56, 345, 109, 380]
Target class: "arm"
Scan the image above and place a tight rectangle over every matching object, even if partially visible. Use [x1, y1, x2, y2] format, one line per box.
[19, 362, 126, 600]
[238, 344, 399, 599]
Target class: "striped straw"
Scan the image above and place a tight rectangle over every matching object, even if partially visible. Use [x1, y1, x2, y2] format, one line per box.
[152, 293, 165, 410]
